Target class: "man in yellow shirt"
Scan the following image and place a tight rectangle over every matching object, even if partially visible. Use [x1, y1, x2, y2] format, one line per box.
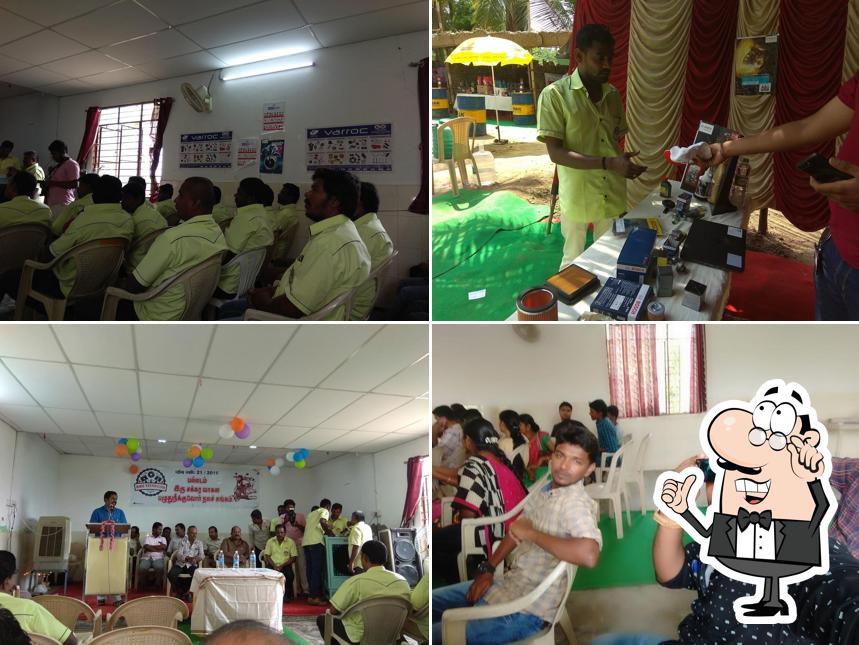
[262, 524, 297, 601]
[211, 186, 234, 227]
[346, 511, 373, 575]
[537, 24, 646, 269]
[330, 503, 349, 535]
[304, 498, 335, 605]
[351, 181, 393, 319]
[51, 173, 99, 236]
[0, 140, 20, 184]
[155, 183, 177, 225]
[0, 551, 77, 644]
[316, 540, 410, 643]
[406, 573, 429, 642]
[22, 151, 45, 201]
[121, 182, 167, 270]
[0, 172, 52, 302]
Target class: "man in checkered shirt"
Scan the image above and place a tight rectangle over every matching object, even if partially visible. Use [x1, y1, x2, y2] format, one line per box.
[432, 423, 603, 643]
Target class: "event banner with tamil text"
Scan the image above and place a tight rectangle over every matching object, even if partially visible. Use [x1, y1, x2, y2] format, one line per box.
[130, 464, 261, 508]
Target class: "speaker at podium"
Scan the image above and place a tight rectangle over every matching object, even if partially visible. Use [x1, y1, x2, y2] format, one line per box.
[379, 527, 422, 587]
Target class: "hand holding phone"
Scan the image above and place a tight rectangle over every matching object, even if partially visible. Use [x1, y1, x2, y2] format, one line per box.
[797, 153, 854, 184]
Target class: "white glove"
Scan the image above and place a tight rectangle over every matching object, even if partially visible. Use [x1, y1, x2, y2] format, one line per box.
[668, 142, 712, 164]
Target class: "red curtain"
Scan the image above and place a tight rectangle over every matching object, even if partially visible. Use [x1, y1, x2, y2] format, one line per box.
[606, 325, 660, 418]
[149, 97, 173, 202]
[689, 324, 707, 414]
[568, 0, 632, 106]
[773, 0, 849, 231]
[409, 58, 429, 214]
[679, 0, 739, 148]
[400, 456, 425, 527]
[76, 106, 101, 168]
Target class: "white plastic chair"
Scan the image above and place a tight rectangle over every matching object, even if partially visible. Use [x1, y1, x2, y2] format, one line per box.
[586, 443, 629, 539]
[595, 434, 633, 482]
[322, 596, 411, 644]
[439, 497, 455, 527]
[243, 282, 357, 320]
[206, 246, 267, 316]
[353, 249, 398, 320]
[441, 561, 577, 645]
[622, 433, 651, 516]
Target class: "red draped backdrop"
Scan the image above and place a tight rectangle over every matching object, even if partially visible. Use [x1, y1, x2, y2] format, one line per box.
[568, 0, 631, 106]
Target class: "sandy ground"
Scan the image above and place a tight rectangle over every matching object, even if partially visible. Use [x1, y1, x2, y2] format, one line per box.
[434, 141, 817, 265]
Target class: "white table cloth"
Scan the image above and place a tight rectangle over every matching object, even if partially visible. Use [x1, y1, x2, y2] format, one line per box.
[507, 180, 742, 321]
[454, 93, 514, 112]
[189, 567, 284, 635]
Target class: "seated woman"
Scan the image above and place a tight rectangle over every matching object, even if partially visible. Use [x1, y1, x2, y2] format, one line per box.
[519, 413, 551, 486]
[498, 409, 528, 481]
[433, 418, 528, 585]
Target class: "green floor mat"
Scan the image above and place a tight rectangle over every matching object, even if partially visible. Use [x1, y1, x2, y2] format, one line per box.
[432, 189, 562, 320]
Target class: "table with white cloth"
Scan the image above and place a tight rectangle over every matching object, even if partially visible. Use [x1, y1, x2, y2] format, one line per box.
[454, 93, 514, 112]
[189, 567, 284, 635]
[506, 180, 744, 321]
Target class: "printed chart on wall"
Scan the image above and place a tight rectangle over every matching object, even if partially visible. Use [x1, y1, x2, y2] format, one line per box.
[237, 137, 259, 169]
[262, 101, 285, 133]
[130, 463, 260, 508]
[306, 123, 392, 172]
[179, 131, 233, 168]
[260, 139, 284, 174]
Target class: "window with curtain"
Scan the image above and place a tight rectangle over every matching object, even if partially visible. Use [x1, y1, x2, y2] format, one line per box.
[606, 323, 706, 419]
[92, 102, 162, 185]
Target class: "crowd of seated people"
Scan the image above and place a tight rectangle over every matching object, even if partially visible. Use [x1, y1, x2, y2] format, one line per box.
[0, 143, 401, 319]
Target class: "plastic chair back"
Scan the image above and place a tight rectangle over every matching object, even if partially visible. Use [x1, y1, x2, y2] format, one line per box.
[65, 237, 127, 300]
[437, 117, 476, 163]
[0, 223, 49, 274]
[129, 228, 166, 263]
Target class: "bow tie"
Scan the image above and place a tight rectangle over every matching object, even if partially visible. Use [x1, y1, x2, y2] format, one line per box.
[737, 507, 772, 531]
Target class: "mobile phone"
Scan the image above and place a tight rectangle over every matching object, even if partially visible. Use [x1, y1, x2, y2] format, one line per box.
[797, 153, 853, 184]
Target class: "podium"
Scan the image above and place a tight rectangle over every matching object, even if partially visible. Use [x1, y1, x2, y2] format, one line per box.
[83, 523, 129, 601]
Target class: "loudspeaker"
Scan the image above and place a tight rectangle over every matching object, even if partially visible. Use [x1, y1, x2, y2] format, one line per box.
[379, 527, 422, 587]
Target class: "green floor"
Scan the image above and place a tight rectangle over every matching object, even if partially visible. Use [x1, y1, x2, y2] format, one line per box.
[432, 189, 562, 320]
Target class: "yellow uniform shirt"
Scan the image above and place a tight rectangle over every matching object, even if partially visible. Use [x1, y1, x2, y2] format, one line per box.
[132, 214, 227, 320]
[219, 203, 274, 295]
[302, 507, 330, 547]
[24, 162, 45, 182]
[0, 195, 51, 229]
[351, 212, 393, 320]
[272, 203, 300, 260]
[49, 202, 133, 296]
[410, 574, 429, 638]
[51, 192, 93, 236]
[0, 155, 20, 177]
[262, 535, 297, 566]
[128, 203, 168, 269]
[331, 517, 349, 535]
[537, 68, 627, 225]
[156, 198, 177, 224]
[275, 214, 371, 320]
[347, 521, 373, 568]
[0, 592, 73, 642]
[212, 203, 235, 226]
[330, 566, 411, 642]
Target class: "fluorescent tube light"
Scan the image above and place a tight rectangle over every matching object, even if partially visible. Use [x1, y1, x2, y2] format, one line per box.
[221, 58, 314, 81]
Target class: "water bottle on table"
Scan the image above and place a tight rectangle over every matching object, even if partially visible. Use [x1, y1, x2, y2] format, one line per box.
[216, 550, 224, 569]
[233, 550, 239, 569]
[249, 551, 257, 569]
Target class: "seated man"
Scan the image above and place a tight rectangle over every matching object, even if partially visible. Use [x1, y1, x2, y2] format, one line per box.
[432, 426, 603, 643]
[155, 183, 177, 224]
[211, 186, 234, 226]
[167, 522, 186, 556]
[262, 524, 297, 601]
[346, 510, 373, 575]
[405, 573, 429, 644]
[138, 521, 167, 589]
[350, 181, 393, 320]
[204, 526, 221, 567]
[272, 182, 301, 261]
[236, 169, 371, 320]
[50, 173, 99, 236]
[202, 619, 286, 644]
[316, 540, 410, 643]
[121, 181, 167, 270]
[0, 607, 32, 645]
[0, 552, 76, 644]
[168, 525, 204, 600]
[220, 526, 251, 567]
[119, 176, 227, 320]
[0, 165, 50, 231]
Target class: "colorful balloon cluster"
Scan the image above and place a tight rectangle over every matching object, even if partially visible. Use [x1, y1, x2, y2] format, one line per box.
[182, 444, 214, 468]
[115, 438, 142, 474]
[218, 416, 251, 440]
[266, 448, 310, 476]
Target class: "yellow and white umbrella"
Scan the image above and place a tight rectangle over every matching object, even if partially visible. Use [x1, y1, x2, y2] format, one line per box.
[446, 36, 533, 142]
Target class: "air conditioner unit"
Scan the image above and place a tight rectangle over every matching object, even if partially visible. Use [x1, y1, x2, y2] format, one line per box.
[32, 517, 71, 570]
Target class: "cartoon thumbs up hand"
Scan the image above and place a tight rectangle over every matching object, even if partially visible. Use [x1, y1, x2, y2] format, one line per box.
[787, 435, 825, 482]
[661, 473, 697, 515]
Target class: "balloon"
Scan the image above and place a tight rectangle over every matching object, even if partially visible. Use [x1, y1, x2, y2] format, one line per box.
[192, 456, 204, 467]
[266, 458, 276, 467]
[114, 444, 128, 457]
[269, 465, 281, 476]
[274, 458, 284, 467]
[235, 425, 251, 440]
[230, 417, 245, 432]
[218, 424, 234, 439]
[189, 446, 201, 458]
[182, 458, 192, 467]
[129, 465, 139, 474]
[201, 447, 213, 460]
[285, 452, 295, 462]
[118, 438, 128, 445]
[126, 438, 139, 453]
[295, 460, 306, 469]
[131, 452, 141, 462]
[192, 443, 201, 450]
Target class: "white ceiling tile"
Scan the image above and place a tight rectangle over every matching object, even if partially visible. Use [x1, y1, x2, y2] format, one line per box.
[0, 405, 61, 434]
[45, 435, 91, 454]
[373, 355, 427, 396]
[0, 30, 89, 66]
[286, 428, 347, 450]
[142, 416, 187, 441]
[45, 51, 129, 78]
[311, 2, 426, 48]
[183, 419, 225, 444]
[359, 398, 425, 433]
[203, 326, 294, 381]
[239, 384, 310, 425]
[74, 365, 140, 414]
[135, 326, 213, 376]
[292, 0, 416, 23]
[392, 420, 426, 435]
[0, 9, 43, 45]
[80, 435, 116, 451]
[321, 325, 427, 391]
[136, 0, 262, 26]
[0, 1, 119, 27]
[2, 358, 88, 409]
[44, 408, 101, 435]
[320, 393, 413, 430]
[0, 362, 37, 406]
[217, 423, 272, 447]
[38, 78, 98, 96]
[0, 83, 33, 98]
[177, 0, 305, 49]
[0, 54, 31, 76]
[53, 325, 136, 368]
[353, 433, 411, 453]
[139, 372, 197, 417]
[278, 389, 363, 427]
[77, 66, 155, 88]
[252, 425, 310, 448]
[190, 378, 256, 419]
[134, 50, 224, 79]
[101, 29, 200, 65]
[324, 430, 384, 451]
[209, 26, 321, 66]
[0, 326, 65, 361]
[53, 0, 168, 48]
[0, 66, 69, 87]
[265, 325, 381, 387]
[95, 412, 143, 437]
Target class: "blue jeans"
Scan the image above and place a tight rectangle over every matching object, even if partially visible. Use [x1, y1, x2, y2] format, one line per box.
[591, 634, 669, 645]
[432, 581, 545, 644]
[304, 543, 325, 598]
[815, 234, 859, 320]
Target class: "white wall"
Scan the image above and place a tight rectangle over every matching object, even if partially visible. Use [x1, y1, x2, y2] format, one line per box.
[0, 419, 17, 552]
